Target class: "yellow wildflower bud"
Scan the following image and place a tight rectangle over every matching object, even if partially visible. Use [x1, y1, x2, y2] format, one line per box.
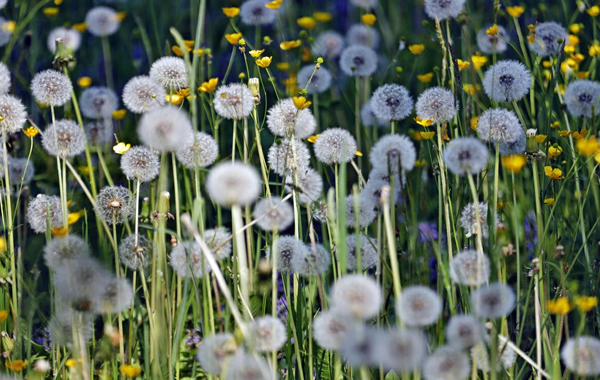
[43, 7, 59, 17]
[112, 109, 126, 120]
[569, 24, 581, 34]
[361, 14, 377, 26]
[572, 129, 588, 139]
[277, 62, 290, 71]
[544, 198, 555, 206]
[0, 310, 8, 322]
[587, 5, 600, 16]
[297, 17, 317, 29]
[408, 44, 425, 55]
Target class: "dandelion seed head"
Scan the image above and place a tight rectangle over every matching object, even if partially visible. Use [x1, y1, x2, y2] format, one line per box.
[253, 196, 294, 231]
[422, 345, 471, 380]
[268, 138, 311, 176]
[8, 157, 34, 186]
[285, 167, 323, 204]
[362, 175, 401, 207]
[204, 227, 232, 260]
[477, 25, 509, 54]
[415, 87, 457, 123]
[175, 132, 219, 169]
[43, 235, 90, 271]
[84, 120, 114, 145]
[0, 94, 27, 135]
[206, 161, 262, 207]
[345, 194, 377, 228]
[349, 0, 378, 10]
[313, 127, 357, 164]
[48, 308, 94, 348]
[149, 57, 188, 90]
[118, 234, 151, 270]
[449, 249, 491, 286]
[292, 243, 331, 277]
[446, 315, 486, 350]
[472, 340, 517, 372]
[340, 45, 378, 77]
[27, 194, 63, 233]
[266, 98, 316, 139]
[297, 65, 332, 94]
[564, 80, 600, 118]
[240, 0, 276, 26]
[0, 62, 10, 95]
[470, 282, 516, 319]
[91, 277, 133, 314]
[313, 309, 355, 351]
[371, 84, 414, 122]
[370, 134, 417, 176]
[95, 186, 133, 224]
[561, 336, 600, 376]
[443, 137, 488, 176]
[85, 7, 120, 37]
[268, 235, 307, 273]
[476, 108, 523, 144]
[80, 86, 119, 119]
[459, 202, 498, 239]
[346, 234, 378, 271]
[41, 119, 86, 158]
[483, 61, 531, 102]
[376, 328, 428, 373]
[31, 69, 73, 107]
[250, 315, 287, 352]
[346, 24, 380, 49]
[213, 83, 255, 120]
[498, 128, 526, 155]
[424, 0, 467, 20]
[361, 99, 388, 128]
[47, 27, 81, 53]
[122, 75, 166, 114]
[53, 256, 112, 312]
[331, 274, 382, 319]
[170, 240, 212, 278]
[196, 333, 241, 375]
[530, 22, 567, 56]
[396, 285, 442, 327]
[224, 353, 271, 380]
[313, 31, 345, 60]
[138, 106, 193, 152]
[341, 326, 379, 367]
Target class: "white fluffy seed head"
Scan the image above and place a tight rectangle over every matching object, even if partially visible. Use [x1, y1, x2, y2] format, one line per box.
[313, 309, 354, 350]
[473, 339, 516, 372]
[345, 194, 377, 228]
[196, 333, 241, 375]
[415, 86, 457, 123]
[341, 326, 380, 367]
[266, 98, 316, 139]
[8, 157, 34, 186]
[422, 345, 471, 380]
[376, 328, 428, 373]
[206, 161, 262, 207]
[41, 119, 86, 158]
[31, 69, 73, 107]
[175, 132, 219, 169]
[346, 234, 378, 271]
[0, 94, 27, 134]
[0, 62, 10, 94]
[253, 196, 294, 231]
[224, 353, 271, 380]
[330, 274, 382, 319]
[423, 0, 467, 20]
[91, 277, 133, 315]
[497, 128, 526, 155]
[477, 25, 509, 54]
[170, 240, 212, 278]
[370, 134, 417, 176]
[449, 249, 491, 286]
[137, 106, 193, 152]
[27, 194, 63, 233]
[285, 167, 323, 204]
[95, 186, 133, 224]
[267, 138, 311, 176]
[240, 0, 277, 25]
[292, 243, 331, 277]
[396, 285, 442, 327]
[529, 22, 567, 56]
[340, 45, 378, 77]
[122, 75, 166, 114]
[120, 146, 160, 183]
[313, 31, 345, 60]
[119, 234, 151, 270]
[47, 27, 81, 53]
[561, 336, 600, 376]
[249, 315, 287, 352]
[268, 235, 307, 273]
[483, 60, 531, 102]
[80, 86, 119, 119]
[346, 24, 380, 49]
[43, 235, 91, 271]
[149, 57, 188, 90]
[48, 308, 94, 348]
[297, 65, 332, 94]
[85, 7, 120, 37]
[371, 84, 414, 122]
[443, 137, 489, 176]
[84, 120, 114, 145]
[459, 202, 498, 239]
[564, 80, 600, 118]
[446, 315, 486, 349]
[477, 108, 523, 143]
[213, 83, 255, 120]
[350, 0, 378, 9]
[314, 128, 357, 164]
[204, 227, 232, 260]
[470, 282, 516, 319]
[361, 99, 388, 128]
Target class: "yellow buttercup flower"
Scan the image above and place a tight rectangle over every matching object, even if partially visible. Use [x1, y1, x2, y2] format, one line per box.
[0, 310, 8, 322]
[183, 40, 195, 48]
[77, 76, 92, 88]
[558, 130, 571, 137]
[265, 0, 283, 10]
[546, 297, 573, 315]
[486, 24, 499, 36]
[419, 131, 435, 140]
[564, 45, 576, 54]
[572, 129, 588, 140]
[576, 71, 589, 79]
[464, 84, 481, 95]
[544, 166, 563, 180]
[313, 11, 332, 22]
[361, 14, 376, 26]
[535, 134, 547, 144]
[567, 34, 580, 46]
[587, 5, 600, 17]
[277, 62, 290, 71]
[0, 237, 5, 254]
[112, 109, 126, 120]
[551, 121, 560, 128]
[417, 73, 433, 83]
[457, 59, 470, 70]
[307, 134, 321, 143]
[256, 56, 273, 68]
[297, 17, 317, 29]
[589, 44, 600, 56]
[576, 137, 600, 157]
[65, 358, 82, 368]
[2, 21, 15, 33]
[172, 45, 185, 57]
[120, 365, 142, 378]
[569, 24, 581, 34]
[166, 94, 183, 105]
[574, 296, 598, 312]
[414, 116, 433, 127]
[113, 142, 131, 155]
[22, 126, 40, 138]
[501, 154, 526, 173]
[73, 22, 87, 32]
[225, 33, 243, 45]
[292, 96, 311, 110]
[355, 150, 363, 157]
[54, 0, 63, 4]
[51, 226, 69, 237]
[280, 40, 302, 50]
[408, 44, 425, 55]
[115, 12, 127, 22]
[43, 7, 59, 17]
[471, 54, 488, 69]
[199, 78, 218, 93]
[548, 145, 562, 159]
[249, 49, 265, 58]
[544, 198, 555, 206]
[470, 116, 478, 130]
[506, 6, 525, 18]
[5, 360, 27, 372]
[222, 7, 240, 18]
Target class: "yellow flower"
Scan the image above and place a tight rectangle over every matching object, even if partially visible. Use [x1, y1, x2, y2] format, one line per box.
[544, 166, 563, 180]
[77, 76, 92, 88]
[51, 226, 69, 237]
[292, 96, 311, 110]
[546, 297, 573, 315]
[225, 33, 243, 45]
[576, 137, 600, 156]
[249, 49, 265, 58]
[548, 145, 562, 159]
[527, 22, 538, 44]
[307, 134, 321, 143]
[408, 44, 425, 55]
[113, 142, 131, 155]
[297, 17, 317, 29]
[0, 237, 5, 254]
[256, 56, 273, 68]
[68, 212, 83, 225]
[574, 296, 598, 312]
[313, 11, 332, 22]
[463, 84, 480, 95]
[470, 116, 478, 131]
[567, 34, 580, 46]
[22, 126, 40, 138]
[535, 134, 547, 144]
[419, 131, 435, 140]
[551, 121, 560, 128]
[457, 59, 470, 70]
[54, 0, 63, 4]
[361, 14, 377, 26]
[183, 40, 195, 48]
[120, 365, 142, 378]
[280, 40, 302, 50]
[73, 22, 87, 32]
[506, 5, 525, 18]
[172, 46, 185, 57]
[414, 116, 433, 127]
[417, 72, 433, 83]
[0, 310, 8, 322]
[355, 150, 363, 157]
[5, 360, 26, 372]
[265, 0, 283, 10]
[198, 78, 218, 93]
[587, 5, 600, 16]
[65, 358, 82, 368]
[569, 24, 581, 34]
[486, 24, 499, 36]
[576, 71, 589, 79]
[115, 12, 127, 22]
[564, 45, 576, 54]
[590, 44, 600, 57]
[572, 129, 588, 140]
[544, 198, 555, 206]
[570, 53, 585, 64]
[542, 60, 552, 68]
[1, 21, 15, 33]
[112, 109, 126, 120]
[471, 54, 488, 69]
[43, 7, 59, 17]
[501, 154, 526, 173]
[277, 62, 290, 71]
[558, 130, 571, 137]
[166, 94, 183, 105]
[222, 7, 240, 18]
[414, 159, 428, 168]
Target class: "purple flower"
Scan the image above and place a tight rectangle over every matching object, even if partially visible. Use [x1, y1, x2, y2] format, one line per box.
[418, 222, 439, 243]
